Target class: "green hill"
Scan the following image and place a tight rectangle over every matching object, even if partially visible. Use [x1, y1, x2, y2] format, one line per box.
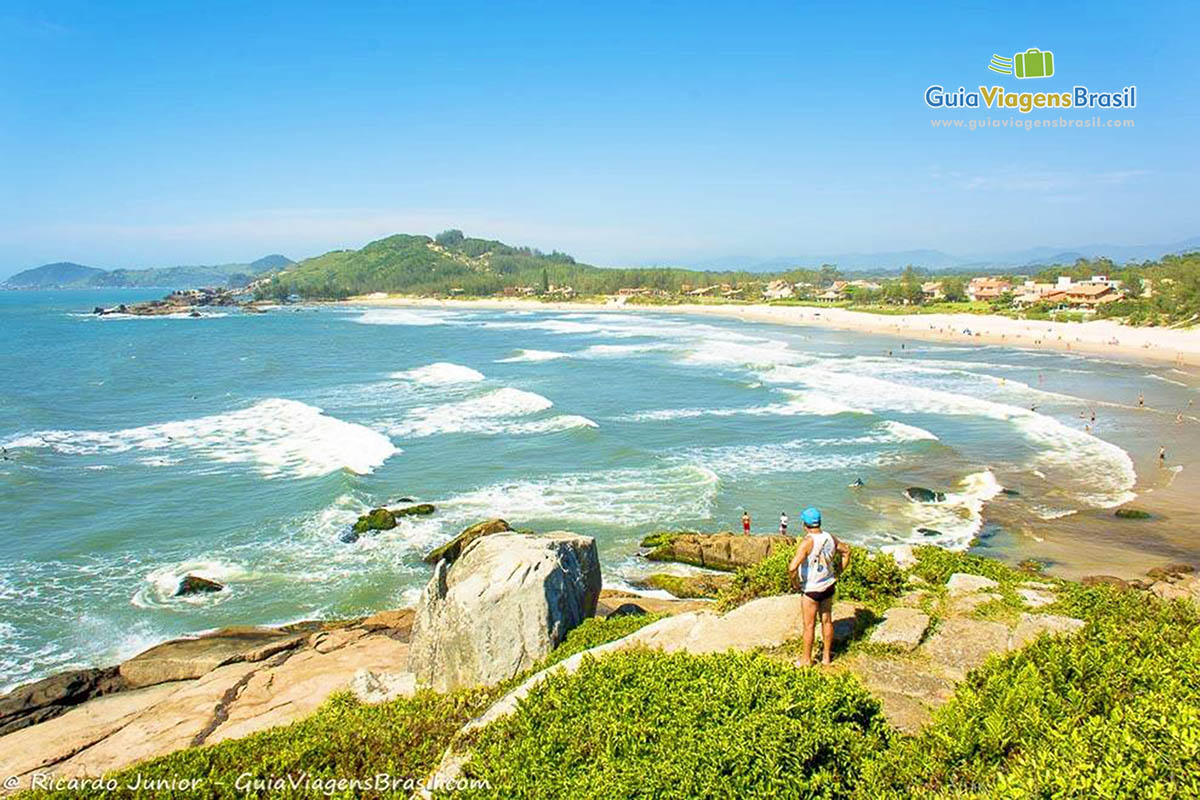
[261, 230, 768, 299]
[3, 262, 106, 288]
[3, 255, 293, 290]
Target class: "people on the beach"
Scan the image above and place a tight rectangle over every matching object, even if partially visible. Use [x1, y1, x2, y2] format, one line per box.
[742, 511, 751, 535]
[1138, 393, 1145, 408]
[1160, 446, 1167, 465]
[779, 512, 789, 536]
[788, 507, 851, 667]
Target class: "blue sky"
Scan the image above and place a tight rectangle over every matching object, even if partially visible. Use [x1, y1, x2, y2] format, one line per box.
[2, 0, 1197, 275]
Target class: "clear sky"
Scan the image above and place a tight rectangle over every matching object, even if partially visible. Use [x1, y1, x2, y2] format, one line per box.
[2, 0, 1197, 275]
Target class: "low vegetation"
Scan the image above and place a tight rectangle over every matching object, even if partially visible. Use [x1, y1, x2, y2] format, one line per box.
[716, 545, 907, 611]
[20, 550, 1199, 798]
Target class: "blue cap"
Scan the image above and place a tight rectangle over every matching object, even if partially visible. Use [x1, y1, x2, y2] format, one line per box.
[801, 507, 822, 527]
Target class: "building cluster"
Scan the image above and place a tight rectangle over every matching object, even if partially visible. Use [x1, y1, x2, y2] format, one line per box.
[966, 275, 1127, 308]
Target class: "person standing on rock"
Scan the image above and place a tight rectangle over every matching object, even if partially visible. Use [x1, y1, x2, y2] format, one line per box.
[788, 507, 851, 667]
[779, 511, 788, 536]
[742, 511, 751, 535]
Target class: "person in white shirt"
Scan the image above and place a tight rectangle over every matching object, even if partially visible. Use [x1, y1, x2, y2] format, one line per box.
[787, 507, 851, 666]
[779, 512, 788, 536]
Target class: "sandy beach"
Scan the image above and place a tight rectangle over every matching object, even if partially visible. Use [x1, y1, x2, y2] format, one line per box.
[349, 295, 1200, 369]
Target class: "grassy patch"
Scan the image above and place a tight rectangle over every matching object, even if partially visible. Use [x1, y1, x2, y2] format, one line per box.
[455, 650, 892, 799]
[526, 613, 662, 674]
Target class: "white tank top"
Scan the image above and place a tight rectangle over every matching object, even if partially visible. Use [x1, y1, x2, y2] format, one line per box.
[801, 531, 837, 592]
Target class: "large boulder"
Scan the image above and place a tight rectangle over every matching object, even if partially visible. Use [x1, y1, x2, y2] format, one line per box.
[175, 574, 224, 596]
[645, 533, 794, 571]
[408, 532, 601, 691]
[905, 487, 946, 503]
[424, 518, 512, 565]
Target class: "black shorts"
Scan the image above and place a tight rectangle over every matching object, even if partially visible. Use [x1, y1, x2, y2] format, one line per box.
[804, 585, 835, 602]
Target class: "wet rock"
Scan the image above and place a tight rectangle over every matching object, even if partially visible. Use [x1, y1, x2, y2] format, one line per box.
[0, 667, 126, 737]
[351, 508, 397, 535]
[906, 487, 946, 503]
[1114, 507, 1152, 519]
[393, 503, 435, 517]
[424, 518, 512, 565]
[1146, 563, 1194, 581]
[917, 527, 942, 537]
[175, 574, 224, 596]
[1081, 574, 1130, 590]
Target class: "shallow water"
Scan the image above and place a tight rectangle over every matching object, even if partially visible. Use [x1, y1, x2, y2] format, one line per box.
[1, 291, 1196, 691]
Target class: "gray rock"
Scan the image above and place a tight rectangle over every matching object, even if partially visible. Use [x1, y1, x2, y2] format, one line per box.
[1009, 613, 1085, 649]
[868, 607, 930, 651]
[0, 667, 126, 737]
[922, 617, 1011, 679]
[1016, 587, 1057, 608]
[946, 572, 1000, 595]
[407, 532, 601, 692]
[423, 518, 511, 565]
[118, 628, 305, 689]
[348, 669, 416, 704]
[949, 591, 1002, 614]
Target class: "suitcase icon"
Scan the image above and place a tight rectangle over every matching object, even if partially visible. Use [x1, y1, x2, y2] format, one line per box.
[1014, 48, 1054, 79]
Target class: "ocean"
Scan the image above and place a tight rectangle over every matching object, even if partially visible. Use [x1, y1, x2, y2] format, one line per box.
[1, 290, 1194, 692]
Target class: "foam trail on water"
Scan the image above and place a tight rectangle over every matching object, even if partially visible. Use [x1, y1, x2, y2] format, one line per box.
[390, 362, 485, 385]
[899, 469, 1004, 549]
[496, 349, 569, 363]
[353, 308, 454, 326]
[4, 398, 397, 478]
[387, 387, 595, 437]
[438, 464, 718, 527]
[132, 559, 251, 608]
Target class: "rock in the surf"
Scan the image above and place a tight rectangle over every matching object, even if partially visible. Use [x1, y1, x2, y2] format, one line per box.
[393, 503, 435, 517]
[644, 532, 793, 571]
[424, 518, 511, 565]
[906, 487, 946, 503]
[175, 574, 224, 596]
[408, 531, 601, 691]
[351, 508, 397, 535]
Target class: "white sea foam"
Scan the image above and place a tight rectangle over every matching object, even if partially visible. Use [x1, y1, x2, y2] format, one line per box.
[581, 343, 676, 357]
[132, 559, 251, 608]
[438, 464, 718, 527]
[759, 363, 1137, 509]
[4, 398, 398, 478]
[496, 349, 569, 363]
[390, 362, 485, 385]
[898, 469, 1004, 549]
[353, 308, 454, 326]
[878, 420, 940, 442]
[683, 441, 882, 479]
[387, 387, 595, 438]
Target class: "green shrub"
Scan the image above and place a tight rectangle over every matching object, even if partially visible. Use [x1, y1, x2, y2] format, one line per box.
[910, 546, 1018, 586]
[717, 545, 906, 610]
[22, 688, 499, 800]
[456, 650, 892, 799]
[836, 550, 907, 606]
[860, 587, 1200, 797]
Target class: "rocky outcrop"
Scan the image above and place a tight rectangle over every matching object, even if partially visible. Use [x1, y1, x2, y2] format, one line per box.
[595, 589, 710, 618]
[424, 518, 511, 565]
[408, 532, 601, 692]
[118, 627, 307, 689]
[394, 503, 435, 517]
[175, 574, 224, 596]
[644, 532, 794, 571]
[0, 668, 126, 737]
[946, 572, 999, 596]
[0, 616, 415, 791]
[905, 487, 946, 503]
[868, 607, 930, 651]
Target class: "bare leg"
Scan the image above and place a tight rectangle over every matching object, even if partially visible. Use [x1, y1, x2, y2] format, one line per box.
[800, 594, 817, 667]
[820, 598, 834, 665]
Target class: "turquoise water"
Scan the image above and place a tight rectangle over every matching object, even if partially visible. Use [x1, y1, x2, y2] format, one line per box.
[0, 291, 1192, 691]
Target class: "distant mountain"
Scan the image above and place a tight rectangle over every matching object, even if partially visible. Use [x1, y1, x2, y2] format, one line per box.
[2, 255, 294, 290]
[4, 262, 106, 288]
[689, 237, 1200, 273]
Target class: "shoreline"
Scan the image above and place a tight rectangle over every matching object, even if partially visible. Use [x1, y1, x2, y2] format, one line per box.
[343, 294, 1200, 369]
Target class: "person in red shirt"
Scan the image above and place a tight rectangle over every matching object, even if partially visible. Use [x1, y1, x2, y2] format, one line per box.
[741, 511, 751, 535]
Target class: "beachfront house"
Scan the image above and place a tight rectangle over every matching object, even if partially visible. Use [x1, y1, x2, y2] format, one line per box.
[763, 279, 795, 300]
[921, 281, 945, 300]
[966, 277, 1012, 301]
[1013, 275, 1126, 308]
